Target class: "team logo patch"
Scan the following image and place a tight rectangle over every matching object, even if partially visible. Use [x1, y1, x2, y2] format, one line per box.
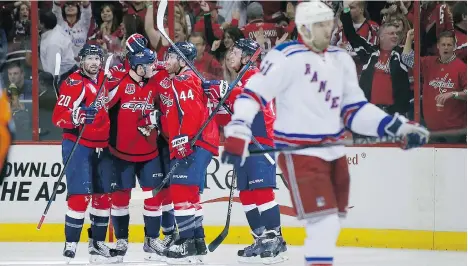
[65, 78, 82, 86]
[160, 77, 171, 89]
[160, 93, 173, 107]
[175, 74, 189, 81]
[125, 84, 135, 94]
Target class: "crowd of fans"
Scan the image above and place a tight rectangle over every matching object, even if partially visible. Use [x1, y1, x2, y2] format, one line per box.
[0, 0, 465, 143]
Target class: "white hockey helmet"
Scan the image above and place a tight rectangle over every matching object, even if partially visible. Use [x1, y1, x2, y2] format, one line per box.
[295, 1, 335, 50]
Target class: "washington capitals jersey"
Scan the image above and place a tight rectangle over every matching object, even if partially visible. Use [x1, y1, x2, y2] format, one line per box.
[237, 41, 391, 161]
[107, 70, 165, 162]
[52, 70, 112, 148]
[166, 70, 219, 158]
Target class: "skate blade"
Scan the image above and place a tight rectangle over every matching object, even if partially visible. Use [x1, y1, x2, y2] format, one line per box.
[63, 256, 73, 264]
[237, 256, 263, 264]
[89, 254, 120, 264]
[262, 254, 289, 265]
[165, 256, 197, 265]
[143, 252, 166, 262]
[194, 255, 205, 264]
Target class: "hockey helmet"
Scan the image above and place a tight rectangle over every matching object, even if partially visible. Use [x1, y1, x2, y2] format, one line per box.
[233, 38, 260, 56]
[295, 1, 334, 49]
[167, 42, 197, 62]
[129, 48, 156, 71]
[126, 33, 148, 54]
[78, 44, 104, 61]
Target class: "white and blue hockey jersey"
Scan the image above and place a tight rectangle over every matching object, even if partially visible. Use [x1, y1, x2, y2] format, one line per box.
[233, 40, 392, 161]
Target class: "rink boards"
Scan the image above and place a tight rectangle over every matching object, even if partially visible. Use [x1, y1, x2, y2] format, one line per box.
[0, 145, 466, 251]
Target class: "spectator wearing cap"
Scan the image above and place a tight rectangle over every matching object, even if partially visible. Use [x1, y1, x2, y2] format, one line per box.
[233, 2, 292, 57]
[452, 1, 467, 63]
[189, 31, 222, 80]
[341, 1, 412, 115]
[402, 30, 466, 141]
[39, 10, 77, 83]
[52, 1, 92, 58]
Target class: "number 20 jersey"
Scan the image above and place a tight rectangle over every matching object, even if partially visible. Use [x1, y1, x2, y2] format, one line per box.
[107, 70, 167, 162]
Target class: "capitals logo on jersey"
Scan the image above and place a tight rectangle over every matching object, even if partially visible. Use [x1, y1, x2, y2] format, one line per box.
[160, 93, 173, 107]
[125, 84, 135, 94]
[65, 77, 82, 86]
[160, 77, 171, 89]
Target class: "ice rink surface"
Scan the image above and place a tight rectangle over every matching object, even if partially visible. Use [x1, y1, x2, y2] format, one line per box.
[0, 243, 465, 266]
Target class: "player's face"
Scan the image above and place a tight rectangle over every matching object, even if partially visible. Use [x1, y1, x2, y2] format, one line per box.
[83, 55, 101, 75]
[311, 20, 334, 51]
[137, 63, 156, 78]
[437, 37, 455, 58]
[227, 47, 242, 70]
[165, 53, 181, 74]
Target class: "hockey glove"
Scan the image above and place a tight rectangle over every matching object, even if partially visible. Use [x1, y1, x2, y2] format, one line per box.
[202, 80, 229, 101]
[171, 135, 194, 160]
[72, 106, 98, 126]
[221, 120, 252, 167]
[137, 110, 161, 136]
[383, 114, 430, 150]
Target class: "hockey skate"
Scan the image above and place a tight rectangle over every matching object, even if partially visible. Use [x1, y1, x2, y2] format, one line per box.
[143, 236, 168, 261]
[165, 238, 197, 265]
[161, 231, 178, 248]
[87, 228, 118, 264]
[237, 232, 264, 264]
[63, 242, 77, 263]
[194, 238, 208, 263]
[259, 230, 288, 265]
[114, 238, 128, 263]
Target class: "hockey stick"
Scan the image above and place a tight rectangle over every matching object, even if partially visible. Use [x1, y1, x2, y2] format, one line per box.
[37, 54, 114, 230]
[156, 0, 274, 165]
[208, 168, 237, 252]
[53, 53, 62, 98]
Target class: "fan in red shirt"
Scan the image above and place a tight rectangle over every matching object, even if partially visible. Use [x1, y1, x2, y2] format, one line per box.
[453, 1, 467, 63]
[162, 42, 219, 264]
[189, 32, 222, 80]
[421, 1, 454, 55]
[420, 32, 467, 138]
[52, 44, 118, 263]
[202, 39, 285, 262]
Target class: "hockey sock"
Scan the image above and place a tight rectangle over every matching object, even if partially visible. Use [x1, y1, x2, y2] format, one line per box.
[111, 189, 131, 239]
[239, 190, 264, 236]
[65, 195, 90, 242]
[255, 188, 281, 232]
[193, 194, 204, 238]
[142, 187, 163, 238]
[171, 184, 197, 239]
[160, 188, 175, 235]
[304, 214, 340, 266]
[90, 194, 111, 241]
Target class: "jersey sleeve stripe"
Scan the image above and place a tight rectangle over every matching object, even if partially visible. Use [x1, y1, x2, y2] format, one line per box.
[340, 101, 367, 128]
[274, 40, 300, 51]
[285, 49, 310, 57]
[240, 88, 267, 107]
[273, 129, 347, 147]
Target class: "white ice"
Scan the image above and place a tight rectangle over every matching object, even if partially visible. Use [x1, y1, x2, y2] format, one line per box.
[0, 243, 465, 266]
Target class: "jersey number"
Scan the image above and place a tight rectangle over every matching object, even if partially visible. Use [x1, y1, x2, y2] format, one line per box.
[58, 95, 71, 107]
[179, 89, 194, 101]
[260, 61, 273, 75]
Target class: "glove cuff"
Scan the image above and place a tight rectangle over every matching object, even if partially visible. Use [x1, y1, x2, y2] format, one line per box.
[72, 107, 82, 126]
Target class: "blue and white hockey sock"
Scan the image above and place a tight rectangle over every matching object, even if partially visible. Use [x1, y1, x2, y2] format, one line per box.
[239, 190, 265, 236]
[161, 203, 175, 235]
[143, 201, 162, 238]
[193, 207, 205, 238]
[111, 207, 130, 240]
[255, 188, 281, 232]
[65, 213, 85, 242]
[90, 194, 111, 241]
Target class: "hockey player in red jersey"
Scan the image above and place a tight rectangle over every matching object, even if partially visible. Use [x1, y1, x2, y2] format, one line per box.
[102, 47, 173, 262]
[52, 44, 117, 263]
[221, 2, 430, 266]
[203, 38, 287, 264]
[162, 42, 219, 264]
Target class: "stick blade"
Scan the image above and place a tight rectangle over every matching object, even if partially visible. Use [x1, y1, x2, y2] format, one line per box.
[157, 0, 168, 35]
[54, 53, 61, 76]
[208, 228, 228, 252]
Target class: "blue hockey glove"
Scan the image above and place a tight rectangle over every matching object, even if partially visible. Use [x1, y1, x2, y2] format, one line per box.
[172, 135, 194, 160]
[202, 80, 229, 101]
[383, 114, 430, 150]
[221, 120, 252, 167]
[72, 106, 98, 126]
[137, 110, 161, 137]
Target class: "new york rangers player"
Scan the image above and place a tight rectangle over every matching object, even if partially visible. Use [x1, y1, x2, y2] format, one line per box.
[163, 42, 219, 264]
[203, 39, 287, 264]
[221, 2, 430, 266]
[52, 44, 117, 263]
[102, 48, 172, 261]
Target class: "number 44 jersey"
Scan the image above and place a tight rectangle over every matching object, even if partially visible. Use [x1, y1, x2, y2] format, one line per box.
[164, 69, 219, 159]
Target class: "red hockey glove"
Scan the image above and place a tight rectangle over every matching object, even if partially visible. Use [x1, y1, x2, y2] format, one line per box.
[221, 120, 251, 167]
[137, 110, 161, 137]
[171, 135, 194, 159]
